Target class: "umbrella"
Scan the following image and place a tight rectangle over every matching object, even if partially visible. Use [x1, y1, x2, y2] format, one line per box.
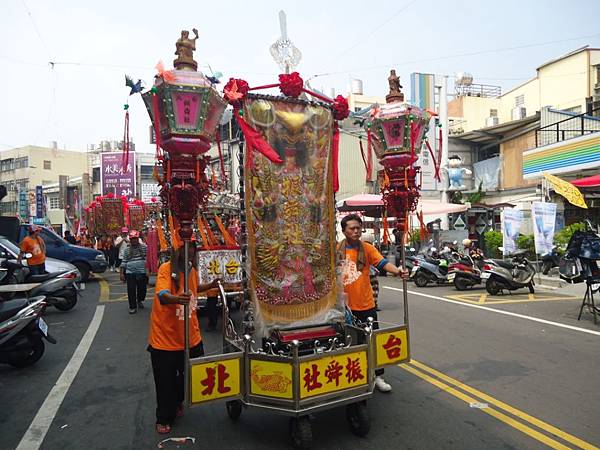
[336, 194, 468, 217]
[571, 173, 600, 187]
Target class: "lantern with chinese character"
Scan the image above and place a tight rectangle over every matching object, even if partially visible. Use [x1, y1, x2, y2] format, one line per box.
[142, 29, 226, 238]
[366, 70, 433, 230]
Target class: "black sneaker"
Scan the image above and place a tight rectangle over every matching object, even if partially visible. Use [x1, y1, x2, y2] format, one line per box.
[137, 301, 145, 309]
[129, 308, 137, 314]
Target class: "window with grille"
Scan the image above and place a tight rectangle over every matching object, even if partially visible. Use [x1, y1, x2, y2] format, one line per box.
[515, 95, 525, 106]
[489, 109, 498, 117]
[49, 197, 61, 210]
[43, 160, 51, 170]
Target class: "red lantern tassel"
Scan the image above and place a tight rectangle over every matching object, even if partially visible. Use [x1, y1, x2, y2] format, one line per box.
[152, 92, 163, 161]
[409, 121, 416, 163]
[425, 139, 441, 182]
[216, 133, 227, 189]
[332, 122, 340, 193]
[359, 138, 369, 181]
[437, 127, 443, 173]
[195, 158, 201, 183]
[122, 108, 130, 170]
[366, 129, 373, 181]
[235, 110, 282, 168]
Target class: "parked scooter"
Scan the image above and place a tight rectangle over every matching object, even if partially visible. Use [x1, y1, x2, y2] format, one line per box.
[0, 295, 57, 368]
[1, 258, 79, 311]
[482, 249, 536, 295]
[541, 245, 561, 275]
[448, 254, 482, 290]
[411, 247, 451, 287]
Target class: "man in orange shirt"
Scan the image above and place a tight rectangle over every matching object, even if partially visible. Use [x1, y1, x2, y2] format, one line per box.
[338, 214, 407, 393]
[19, 225, 47, 275]
[148, 242, 219, 434]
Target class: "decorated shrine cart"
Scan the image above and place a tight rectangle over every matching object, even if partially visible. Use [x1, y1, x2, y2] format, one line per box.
[140, 30, 429, 450]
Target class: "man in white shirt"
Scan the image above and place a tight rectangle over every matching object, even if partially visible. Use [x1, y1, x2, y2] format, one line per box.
[114, 227, 129, 268]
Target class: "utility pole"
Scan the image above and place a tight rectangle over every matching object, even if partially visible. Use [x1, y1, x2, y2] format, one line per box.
[437, 75, 450, 230]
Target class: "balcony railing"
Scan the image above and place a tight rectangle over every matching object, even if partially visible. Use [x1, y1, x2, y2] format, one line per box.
[535, 108, 600, 147]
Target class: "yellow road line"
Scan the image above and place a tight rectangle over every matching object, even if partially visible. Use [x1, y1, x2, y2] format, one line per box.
[98, 276, 109, 303]
[401, 364, 572, 449]
[446, 294, 578, 305]
[409, 360, 599, 450]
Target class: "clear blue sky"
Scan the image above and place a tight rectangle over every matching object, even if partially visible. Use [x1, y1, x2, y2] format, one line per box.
[1, 0, 598, 153]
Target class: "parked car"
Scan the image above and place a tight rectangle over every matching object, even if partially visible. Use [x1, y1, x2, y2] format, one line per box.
[0, 217, 106, 281]
[0, 235, 82, 283]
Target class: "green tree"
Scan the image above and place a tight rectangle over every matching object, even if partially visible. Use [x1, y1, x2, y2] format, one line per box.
[554, 222, 586, 246]
[484, 230, 503, 258]
[516, 234, 535, 255]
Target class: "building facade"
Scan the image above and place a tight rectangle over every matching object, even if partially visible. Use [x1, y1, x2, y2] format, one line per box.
[0, 145, 88, 217]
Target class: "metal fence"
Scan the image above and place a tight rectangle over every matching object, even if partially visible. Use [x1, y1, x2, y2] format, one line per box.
[535, 108, 600, 147]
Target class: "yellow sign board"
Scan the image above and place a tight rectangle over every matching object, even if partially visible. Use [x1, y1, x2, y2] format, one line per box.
[375, 328, 409, 367]
[299, 351, 368, 399]
[190, 357, 241, 404]
[250, 360, 293, 399]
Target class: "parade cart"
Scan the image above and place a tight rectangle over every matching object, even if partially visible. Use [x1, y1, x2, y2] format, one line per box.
[140, 30, 428, 449]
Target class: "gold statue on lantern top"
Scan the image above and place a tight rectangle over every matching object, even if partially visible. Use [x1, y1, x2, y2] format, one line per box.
[174, 28, 199, 71]
[386, 69, 404, 103]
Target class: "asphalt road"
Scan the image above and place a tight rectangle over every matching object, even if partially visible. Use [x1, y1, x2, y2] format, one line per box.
[1, 272, 599, 450]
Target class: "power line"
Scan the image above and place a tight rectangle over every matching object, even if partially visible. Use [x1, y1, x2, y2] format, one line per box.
[21, 0, 52, 60]
[323, 32, 600, 76]
[331, 0, 418, 63]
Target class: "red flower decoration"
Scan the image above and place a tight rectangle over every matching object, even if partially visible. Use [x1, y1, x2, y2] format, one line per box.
[223, 78, 249, 105]
[332, 95, 350, 120]
[279, 72, 304, 98]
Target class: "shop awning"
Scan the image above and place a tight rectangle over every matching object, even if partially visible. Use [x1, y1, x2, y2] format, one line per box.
[571, 173, 600, 187]
[336, 194, 468, 216]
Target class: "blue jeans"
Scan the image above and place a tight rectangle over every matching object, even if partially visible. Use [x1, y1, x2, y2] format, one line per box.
[29, 263, 46, 275]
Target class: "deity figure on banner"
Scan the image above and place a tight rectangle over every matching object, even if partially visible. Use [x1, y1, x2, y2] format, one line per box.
[245, 99, 336, 318]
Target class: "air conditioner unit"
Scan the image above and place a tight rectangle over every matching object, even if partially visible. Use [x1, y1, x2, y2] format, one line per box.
[512, 106, 526, 120]
[486, 116, 499, 127]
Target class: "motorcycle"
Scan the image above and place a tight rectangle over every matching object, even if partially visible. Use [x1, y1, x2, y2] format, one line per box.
[1, 257, 79, 311]
[411, 247, 452, 287]
[0, 295, 57, 368]
[541, 246, 561, 275]
[448, 254, 482, 290]
[482, 249, 536, 295]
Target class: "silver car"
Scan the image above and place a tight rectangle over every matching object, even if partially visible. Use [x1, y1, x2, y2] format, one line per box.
[0, 235, 82, 283]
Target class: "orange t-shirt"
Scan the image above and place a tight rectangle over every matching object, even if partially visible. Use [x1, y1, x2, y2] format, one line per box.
[342, 241, 385, 311]
[20, 235, 46, 266]
[148, 262, 202, 351]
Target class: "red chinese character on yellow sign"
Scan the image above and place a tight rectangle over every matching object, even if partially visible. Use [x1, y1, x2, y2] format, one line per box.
[303, 364, 323, 392]
[345, 357, 365, 383]
[324, 360, 343, 387]
[382, 334, 402, 359]
[201, 363, 231, 395]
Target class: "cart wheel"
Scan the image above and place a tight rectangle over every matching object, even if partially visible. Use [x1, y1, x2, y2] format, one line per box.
[289, 416, 312, 450]
[346, 401, 371, 437]
[226, 400, 243, 421]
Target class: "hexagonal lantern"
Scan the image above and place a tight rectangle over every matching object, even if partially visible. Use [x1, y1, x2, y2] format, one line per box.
[370, 102, 432, 163]
[142, 70, 226, 155]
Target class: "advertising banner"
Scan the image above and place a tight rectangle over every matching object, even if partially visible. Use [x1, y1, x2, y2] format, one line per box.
[141, 183, 160, 202]
[100, 152, 136, 199]
[35, 185, 44, 218]
[531, 202, 557, 255]
[502, 208, 523, 255]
